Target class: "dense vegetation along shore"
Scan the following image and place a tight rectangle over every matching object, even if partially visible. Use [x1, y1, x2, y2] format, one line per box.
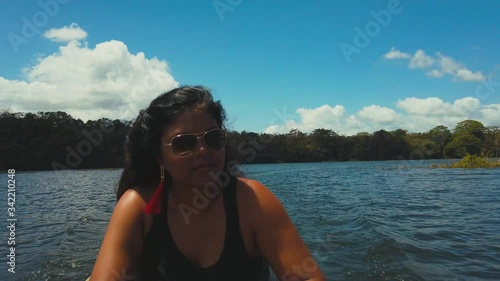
[0, 110, 499, 171]
[432, 154, 500, 168]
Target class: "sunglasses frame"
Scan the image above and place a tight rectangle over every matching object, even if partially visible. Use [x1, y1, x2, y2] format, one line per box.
[162, 128, 227, 158]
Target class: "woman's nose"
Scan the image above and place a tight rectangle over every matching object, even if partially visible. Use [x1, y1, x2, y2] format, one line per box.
[193, 139, 209, 156]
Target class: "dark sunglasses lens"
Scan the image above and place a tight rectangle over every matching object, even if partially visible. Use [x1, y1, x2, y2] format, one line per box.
[171, 135, 197, 156]
[204, 130, 226, 150]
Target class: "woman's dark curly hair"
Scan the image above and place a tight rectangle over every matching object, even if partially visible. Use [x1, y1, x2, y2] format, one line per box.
[116, 86, 240, 201]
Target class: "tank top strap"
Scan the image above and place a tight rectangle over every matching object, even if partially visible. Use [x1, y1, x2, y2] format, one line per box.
[138, 188, 168, 280]
[222, 175, 240, 240]
[221, 175, 271, 281]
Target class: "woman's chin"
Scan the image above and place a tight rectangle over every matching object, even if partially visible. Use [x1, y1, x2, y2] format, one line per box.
[188, 167, 221, 185]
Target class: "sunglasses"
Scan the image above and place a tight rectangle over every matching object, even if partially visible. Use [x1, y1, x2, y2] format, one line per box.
[163, 128, 227, 157]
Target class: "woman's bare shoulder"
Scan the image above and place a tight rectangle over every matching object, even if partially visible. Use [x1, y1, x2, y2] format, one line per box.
[111, 188, 148, 224]
[237, 177, 264, 191]
[115, 186, 157, 235]
[236, 177, 283, 212]
[89, 186, 156, 281]
[125, 185, 156, 205]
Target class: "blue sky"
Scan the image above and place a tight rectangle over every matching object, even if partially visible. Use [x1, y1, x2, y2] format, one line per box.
[0, 0, 499, 135]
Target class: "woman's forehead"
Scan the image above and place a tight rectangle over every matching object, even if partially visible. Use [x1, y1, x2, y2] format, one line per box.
[163, 110, 219, 137]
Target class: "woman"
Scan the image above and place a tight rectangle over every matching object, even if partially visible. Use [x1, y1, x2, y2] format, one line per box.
[89, 86, 326, 281]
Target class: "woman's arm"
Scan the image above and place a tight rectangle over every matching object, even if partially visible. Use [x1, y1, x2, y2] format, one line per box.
[89, 189, 148, 281]
[242, 179, 326, 281]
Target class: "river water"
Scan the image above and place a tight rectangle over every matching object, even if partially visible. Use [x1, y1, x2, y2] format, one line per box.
[1, 160, 499, 280]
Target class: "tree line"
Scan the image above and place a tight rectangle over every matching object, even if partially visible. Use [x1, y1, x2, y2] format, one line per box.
[0, 111, 498, 171]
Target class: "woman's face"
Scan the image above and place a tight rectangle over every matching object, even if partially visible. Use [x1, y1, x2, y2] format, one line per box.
[158, 108, 226, 187]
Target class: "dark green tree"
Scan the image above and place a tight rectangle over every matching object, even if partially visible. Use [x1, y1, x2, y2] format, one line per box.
[445, 120, 486, 157]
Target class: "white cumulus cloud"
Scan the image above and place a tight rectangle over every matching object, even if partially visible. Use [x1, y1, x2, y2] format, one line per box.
[397, 97, 452, 116]
[0, 26, 179, 121]
[296, 105, 345, 130]
[264, 97, 499, 135]
[479, 104, 500, 124]
[383, 47, 411, 59]
[436, 53, 464, 75]
[43, 23, 88, 42]
[426, 69, 444, 78]
[455, 68, 486, 82]
[452, 97, 481, 115]
[265, 105, 346, 134]
[383, 48, 485, 82]
[396, 97, 481, 117]
[409, 49, 434, 69]
[357, 105, 400, 123]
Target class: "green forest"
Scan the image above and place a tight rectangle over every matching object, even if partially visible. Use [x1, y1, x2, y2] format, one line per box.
[0, 111, 498, 171]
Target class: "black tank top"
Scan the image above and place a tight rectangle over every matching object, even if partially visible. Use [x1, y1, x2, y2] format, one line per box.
[138, 176, 270, 281]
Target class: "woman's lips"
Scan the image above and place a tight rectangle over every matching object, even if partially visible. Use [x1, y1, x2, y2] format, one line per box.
[191, 163, 215, 171]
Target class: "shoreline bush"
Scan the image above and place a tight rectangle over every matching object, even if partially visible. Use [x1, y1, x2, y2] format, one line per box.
[432, 154, 500, 168]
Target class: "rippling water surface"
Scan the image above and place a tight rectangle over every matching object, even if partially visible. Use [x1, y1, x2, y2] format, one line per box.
[1, 160, 499, 280]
